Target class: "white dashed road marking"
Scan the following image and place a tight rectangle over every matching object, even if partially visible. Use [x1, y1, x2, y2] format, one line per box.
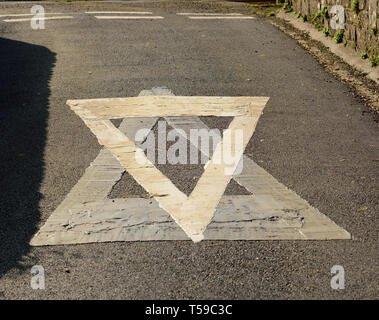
[177, 13, 243, 16]
[0, 13, 66, 17]
[188, 16, 255, 20]
[3, 16, 74, 22]
[176, 12, 254, 20]
[86, 11, 153, 15]
[94, 16, 164, 20]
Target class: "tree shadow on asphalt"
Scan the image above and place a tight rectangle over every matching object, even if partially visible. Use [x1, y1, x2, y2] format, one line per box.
[0, 38, 55, 276]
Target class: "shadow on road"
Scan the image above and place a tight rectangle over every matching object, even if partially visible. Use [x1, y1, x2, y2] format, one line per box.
[0, 38, 55, 276]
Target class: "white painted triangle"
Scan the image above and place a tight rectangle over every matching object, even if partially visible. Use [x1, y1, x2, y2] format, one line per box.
[31, 88, 350, 246]
[67, 93, 268, 242]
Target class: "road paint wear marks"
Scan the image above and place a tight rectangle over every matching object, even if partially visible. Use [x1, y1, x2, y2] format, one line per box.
[69, 96, 265, 118]
[30, 88, 350, 246]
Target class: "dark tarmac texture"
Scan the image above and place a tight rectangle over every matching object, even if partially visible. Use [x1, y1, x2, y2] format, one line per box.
[0, 1, 377, 299]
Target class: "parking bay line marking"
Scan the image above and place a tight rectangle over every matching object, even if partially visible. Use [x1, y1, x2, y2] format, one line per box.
[3, 16, 74, 22]
[30, 88, 350, 246]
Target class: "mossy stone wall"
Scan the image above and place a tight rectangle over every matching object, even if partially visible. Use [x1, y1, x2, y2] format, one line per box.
[288, 0, 378, 57]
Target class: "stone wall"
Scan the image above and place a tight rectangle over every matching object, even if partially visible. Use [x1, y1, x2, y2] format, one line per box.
[287, 0, 378, 58]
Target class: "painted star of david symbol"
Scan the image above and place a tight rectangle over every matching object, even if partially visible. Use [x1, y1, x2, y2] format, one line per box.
[30, 88, 350, 246]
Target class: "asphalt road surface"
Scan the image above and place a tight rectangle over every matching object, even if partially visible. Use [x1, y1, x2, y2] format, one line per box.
[0, 1, 378, 299]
